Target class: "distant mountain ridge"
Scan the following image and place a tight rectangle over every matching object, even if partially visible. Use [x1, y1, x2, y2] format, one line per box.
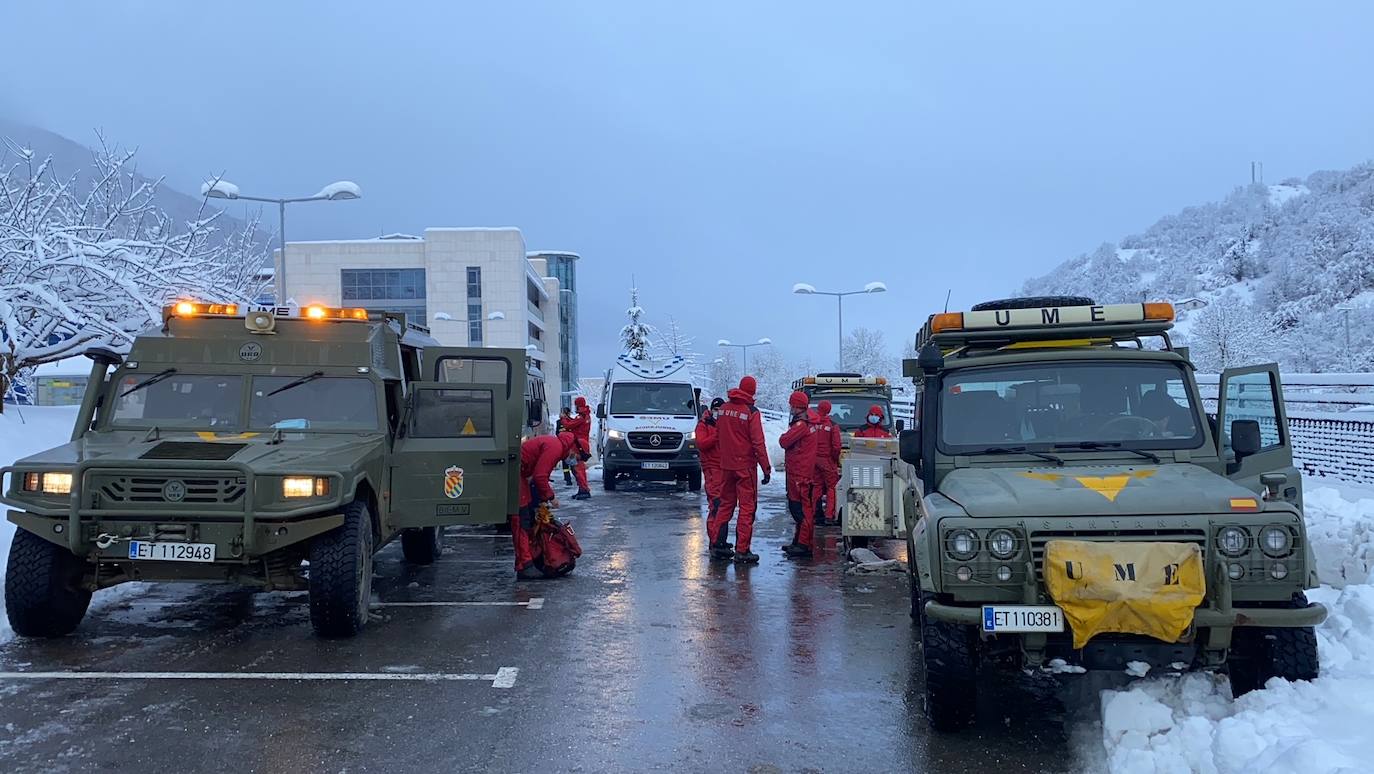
[1023, 164, 1374, 372]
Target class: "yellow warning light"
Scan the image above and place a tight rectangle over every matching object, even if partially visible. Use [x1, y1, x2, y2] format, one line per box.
[930, 312, 964, 333]
[305, 305, 327, 320]
[174, 301, 196, 316]
[347, 308, 368, 320]
[1143, 302, 1176, 322]
[803, 377, 816, 385]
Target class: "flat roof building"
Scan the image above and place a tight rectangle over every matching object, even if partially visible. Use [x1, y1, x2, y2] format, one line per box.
[527, 251, 580, 408]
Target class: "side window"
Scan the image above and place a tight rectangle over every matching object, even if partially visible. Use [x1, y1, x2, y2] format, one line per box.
[1224, 372, 1282, 449]
[412, 388, 495, 438]
[435, 356, 510, 397]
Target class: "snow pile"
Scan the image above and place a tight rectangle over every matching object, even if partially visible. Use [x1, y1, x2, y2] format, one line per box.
[0, 405, 81, 642]
[1092, 484, 1374, 773]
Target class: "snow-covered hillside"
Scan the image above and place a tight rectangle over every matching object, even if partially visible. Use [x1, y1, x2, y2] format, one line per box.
[1024, 165, 1374, 372]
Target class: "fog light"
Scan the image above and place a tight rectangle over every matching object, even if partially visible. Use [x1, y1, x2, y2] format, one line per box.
[1228, 563, 1245, 581]
[996, 565, 1013, 582]
[955, 566, 973, 582]
[1269, 562, 1289, 580]
[53, 523, 64, 534]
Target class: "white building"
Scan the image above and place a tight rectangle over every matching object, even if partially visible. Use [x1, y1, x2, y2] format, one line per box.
[275, 228, 563, 398]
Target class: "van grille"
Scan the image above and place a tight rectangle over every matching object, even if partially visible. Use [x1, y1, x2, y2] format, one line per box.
[628, 431, 683, 451]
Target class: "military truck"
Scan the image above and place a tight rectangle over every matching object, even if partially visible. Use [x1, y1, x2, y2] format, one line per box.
[2, 302, 527, 638]
[898, 296, 1326, 730]
[793, 373, 897, 438]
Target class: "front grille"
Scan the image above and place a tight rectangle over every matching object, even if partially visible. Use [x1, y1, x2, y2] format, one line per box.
[1030, 529, 1207, 582]
[627, 431, 682, 452]
[93, 474, 247, 508]
[140, 442, 246, 461]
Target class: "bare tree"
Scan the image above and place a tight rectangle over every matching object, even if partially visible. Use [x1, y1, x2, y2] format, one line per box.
[1186, 292, 1280, 372]
[841, 327, 897, 378]
[0, 136, 268, 408]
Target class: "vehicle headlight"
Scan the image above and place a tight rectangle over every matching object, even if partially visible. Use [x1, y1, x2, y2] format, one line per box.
[282, 476, 329, 498]
[1216, 526, 1250, 557]
[686, 431, 696, 442]
[987, 529, 1018, 559]
[607, 429, 625, 440]
[23, 471, 73, 495]
[946, 529, 978, 561]
[1260, 526, 1292, 558]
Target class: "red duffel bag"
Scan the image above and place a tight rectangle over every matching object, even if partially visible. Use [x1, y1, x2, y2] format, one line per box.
[534, 508, 582, 578]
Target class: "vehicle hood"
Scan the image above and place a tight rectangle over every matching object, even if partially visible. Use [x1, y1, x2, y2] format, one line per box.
[937, 464, 1259, 518]
[16, 431, 383, 472]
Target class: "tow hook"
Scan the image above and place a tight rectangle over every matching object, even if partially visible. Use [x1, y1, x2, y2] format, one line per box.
[94, 533, 123, 549]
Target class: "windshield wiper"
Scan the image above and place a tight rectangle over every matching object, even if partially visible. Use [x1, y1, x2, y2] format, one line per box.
[1053, 441, 1161, 464]
[266, 371, 325, 397]
[120, 368, 177, 397]
[963, 446, 1064, 466]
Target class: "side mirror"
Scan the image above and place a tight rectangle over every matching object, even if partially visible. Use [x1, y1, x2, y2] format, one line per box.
[596, 403, 607, 420]
[895, 418, 906, 433]
[1231, 419, 1262, 460]
[899, 428, 922, 466]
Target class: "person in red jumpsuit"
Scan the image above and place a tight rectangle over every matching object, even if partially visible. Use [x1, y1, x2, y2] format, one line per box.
[813, 399, 842, 526]
[564, 397, 594, 500]
[707, 377, 771, 563]
[780, 390, 821, 558]
[695, 397, 724, 521]
[514, 431, 579, 580]
[853, 404, 893, 439]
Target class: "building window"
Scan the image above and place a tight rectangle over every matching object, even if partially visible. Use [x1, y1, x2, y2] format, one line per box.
[465, 267, 483, 344]
[527, 277, 543, 307]
[341, 269, 427, 323]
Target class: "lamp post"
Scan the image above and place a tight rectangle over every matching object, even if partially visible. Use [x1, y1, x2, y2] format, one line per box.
[792, 281, 887, 369]
[202, 179, 362, 303]
[717, 337, 772, 372]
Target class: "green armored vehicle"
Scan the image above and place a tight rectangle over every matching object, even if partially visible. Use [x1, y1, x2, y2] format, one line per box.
[899, 296, 1326, 730]
[3, 302, 527, 638]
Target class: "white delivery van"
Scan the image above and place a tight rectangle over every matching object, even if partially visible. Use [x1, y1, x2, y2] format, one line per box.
[596, 354, 702, 492]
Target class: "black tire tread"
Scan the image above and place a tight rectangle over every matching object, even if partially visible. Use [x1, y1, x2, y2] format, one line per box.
[920, 592, 978, 731]
[4, 529, 91, 638]
[308, 500, 372, 637]
[1228, 594, 1320, 697]
[603, 468, 617, 491]
[970, 295, 1096, 311]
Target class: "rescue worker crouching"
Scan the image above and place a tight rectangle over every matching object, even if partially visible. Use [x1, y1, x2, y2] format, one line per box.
[514, 431, 579, 580]
[708, 377, 771, 563]
[780, 391, 821, 559]
[564, 397, 594, 500]
[695, 397, 725, 522]
[813, 399, 841, 527]
[853, 404, 893, 439]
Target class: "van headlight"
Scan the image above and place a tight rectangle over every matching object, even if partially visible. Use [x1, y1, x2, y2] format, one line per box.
[22, 471, 73, 495]
[1216, 526, 1250, 558]
[282, 476, 329, 498]
[607, 429, 625, 440]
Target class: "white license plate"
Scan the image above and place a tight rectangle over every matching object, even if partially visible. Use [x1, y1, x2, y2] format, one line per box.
[640, 461, 670, 470]
[128, 541, 216, 563]
[981, 605, 1064, 633]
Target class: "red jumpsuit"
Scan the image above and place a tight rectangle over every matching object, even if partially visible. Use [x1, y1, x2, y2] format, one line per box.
[854, 404, 893, 439]
[514, 432, 576, 572]
[813, 401, 842, 523]
[695, 408, 721, 518]
[565, 398, 593, 493]
[780, 402, 821, 550]
[708, 378, 770, 553]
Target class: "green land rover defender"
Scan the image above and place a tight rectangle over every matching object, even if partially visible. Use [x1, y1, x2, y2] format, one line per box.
[2, 302, 528, 638]
[899, 296, 1327, 730]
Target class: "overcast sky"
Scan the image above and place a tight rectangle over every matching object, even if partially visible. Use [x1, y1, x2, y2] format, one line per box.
[4, 1, 1374, 371]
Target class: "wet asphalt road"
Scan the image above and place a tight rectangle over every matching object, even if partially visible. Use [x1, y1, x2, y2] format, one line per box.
[0, 478, 1092, 773]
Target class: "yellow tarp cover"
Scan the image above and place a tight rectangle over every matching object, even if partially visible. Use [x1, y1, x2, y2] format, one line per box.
[1044, 540, 1206, 649]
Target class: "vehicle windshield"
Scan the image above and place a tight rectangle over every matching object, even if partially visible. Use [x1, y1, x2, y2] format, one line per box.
[111, 374, 244, 429]
[249, 376, 380, 431]
[810, 396, 892, 431]
[609, 382, 697, 416]
[939, 361, 1202, 453]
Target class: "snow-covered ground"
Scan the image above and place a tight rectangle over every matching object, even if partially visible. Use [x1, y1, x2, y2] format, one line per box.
[1087, 483, 1374, 773]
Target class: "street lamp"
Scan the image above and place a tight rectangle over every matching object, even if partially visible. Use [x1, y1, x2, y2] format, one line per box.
[202, 179, 362, 303]
[717, 337, 772, 372]
[792, 281, 887, 369]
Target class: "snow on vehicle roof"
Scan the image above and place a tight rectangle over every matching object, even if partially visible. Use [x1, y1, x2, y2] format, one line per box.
[609, 354, 690, 381]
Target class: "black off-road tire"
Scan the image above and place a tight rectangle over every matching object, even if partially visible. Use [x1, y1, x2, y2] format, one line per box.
[4, 529, 92, 638]
[400, 526, 442, 565]
[688, 469, 702, 492]
[1227, 595, 1320, 697]
[919, 592, 979, 731]
[971, 295, 1096, 311]
[308, 499, 375, 638]
[603, 468, 618, 491]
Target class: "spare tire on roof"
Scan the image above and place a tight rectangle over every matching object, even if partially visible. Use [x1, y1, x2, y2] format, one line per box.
[970, 295, 1096, 311]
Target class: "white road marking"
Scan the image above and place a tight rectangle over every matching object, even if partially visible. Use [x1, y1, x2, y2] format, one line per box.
[0, 670, 519, 687]
[526, 597, 545, 610]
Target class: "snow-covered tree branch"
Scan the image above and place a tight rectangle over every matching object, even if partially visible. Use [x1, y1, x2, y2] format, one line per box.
[0, 136, 268, 408]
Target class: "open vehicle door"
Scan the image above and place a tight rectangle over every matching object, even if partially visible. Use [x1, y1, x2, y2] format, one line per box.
[1215, 363, 1302, 504]
[390, 349, 525, 527]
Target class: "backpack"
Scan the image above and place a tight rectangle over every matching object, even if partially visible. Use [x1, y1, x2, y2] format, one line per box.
[533, 506, 582, 578]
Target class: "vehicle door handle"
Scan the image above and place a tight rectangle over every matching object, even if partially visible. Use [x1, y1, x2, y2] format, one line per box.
[482, 458, 506, 465]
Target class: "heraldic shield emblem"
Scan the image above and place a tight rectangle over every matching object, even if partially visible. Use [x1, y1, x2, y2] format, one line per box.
[443, 466, 465, 499]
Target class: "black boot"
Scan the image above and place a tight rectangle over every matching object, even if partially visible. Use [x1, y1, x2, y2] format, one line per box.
[710, 545, 735, 561]
[573, 490, 591, 500]
[782, 544, 813, 558]
[733, 551, 760, 564]
[516, 565, 545, 581]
